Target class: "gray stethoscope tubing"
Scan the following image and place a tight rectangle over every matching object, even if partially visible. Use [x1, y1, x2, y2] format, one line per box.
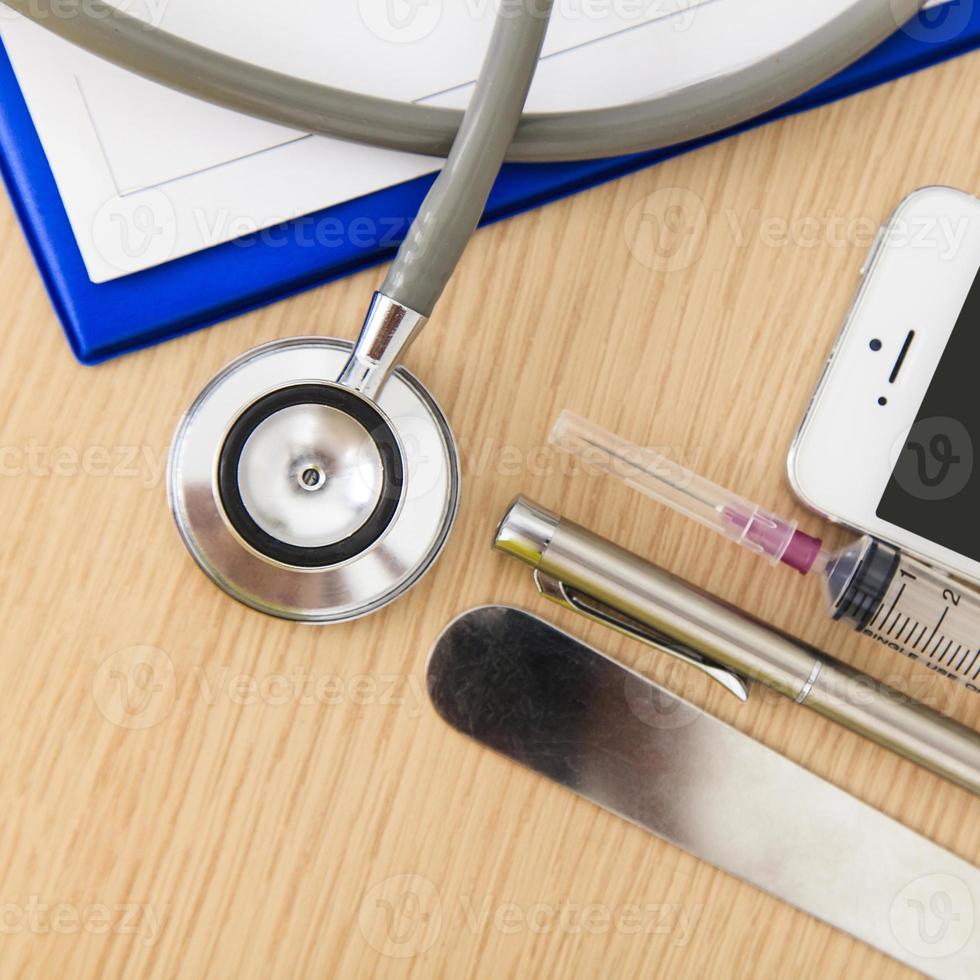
[4, 0, 925, 165]
[25, 0, 925, 621]
[380, 0, 553, 320]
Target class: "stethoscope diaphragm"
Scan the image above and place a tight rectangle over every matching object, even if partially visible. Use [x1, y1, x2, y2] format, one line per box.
[216, 382, 405, 569]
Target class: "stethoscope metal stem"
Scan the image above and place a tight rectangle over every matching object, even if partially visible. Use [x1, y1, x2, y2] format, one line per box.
[337, 293, 428, 399]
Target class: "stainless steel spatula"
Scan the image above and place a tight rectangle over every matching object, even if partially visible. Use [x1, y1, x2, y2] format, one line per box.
[427, 606, 980, 978]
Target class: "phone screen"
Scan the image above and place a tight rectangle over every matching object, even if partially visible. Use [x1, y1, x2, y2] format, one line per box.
[877, 265, 980, 562]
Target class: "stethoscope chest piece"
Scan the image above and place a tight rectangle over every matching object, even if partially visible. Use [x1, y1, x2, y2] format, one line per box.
[168, 337, 459, 622]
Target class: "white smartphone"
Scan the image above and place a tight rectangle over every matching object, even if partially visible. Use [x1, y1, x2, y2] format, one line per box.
[789, 186, 980, 586]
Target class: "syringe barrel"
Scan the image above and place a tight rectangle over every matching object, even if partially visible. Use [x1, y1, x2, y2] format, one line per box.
[825, 537, 980, 692]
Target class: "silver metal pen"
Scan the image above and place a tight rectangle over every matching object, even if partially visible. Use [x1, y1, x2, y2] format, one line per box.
[494, 496, 980, 796]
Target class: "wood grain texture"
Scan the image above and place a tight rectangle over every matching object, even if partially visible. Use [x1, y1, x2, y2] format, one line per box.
[0, 49, 979, 980]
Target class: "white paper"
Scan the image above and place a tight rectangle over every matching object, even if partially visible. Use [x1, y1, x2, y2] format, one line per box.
[0, 0, 952, 282]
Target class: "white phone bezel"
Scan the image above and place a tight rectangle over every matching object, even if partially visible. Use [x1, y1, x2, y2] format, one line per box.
[789, 186, 980, 585]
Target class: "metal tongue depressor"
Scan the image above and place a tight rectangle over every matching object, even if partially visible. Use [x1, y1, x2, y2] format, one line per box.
[427, 607, 980, 977]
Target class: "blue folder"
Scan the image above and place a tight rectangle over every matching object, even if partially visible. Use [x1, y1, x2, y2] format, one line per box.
[2, 7, 979, 364]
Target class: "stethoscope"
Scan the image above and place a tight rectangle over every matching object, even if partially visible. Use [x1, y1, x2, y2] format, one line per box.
[5, 0, 927, 621]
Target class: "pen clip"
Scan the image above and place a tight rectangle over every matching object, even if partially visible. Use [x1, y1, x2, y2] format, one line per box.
[533, 571, 750, 701]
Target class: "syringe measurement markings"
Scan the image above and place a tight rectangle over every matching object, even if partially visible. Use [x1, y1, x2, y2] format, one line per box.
[881, 599, 975, 670]
[895, 615, 910, 639]
[972, 657, 980, 681]
[869, 601, 886, 629]
[887, 604, 957, 652]
[880, 583, 906, 634]
[922, 606, 949, 653]
[937, 641, 958, 665]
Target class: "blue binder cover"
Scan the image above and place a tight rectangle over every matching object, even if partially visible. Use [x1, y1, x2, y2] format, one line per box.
[1, 7, 979, 364]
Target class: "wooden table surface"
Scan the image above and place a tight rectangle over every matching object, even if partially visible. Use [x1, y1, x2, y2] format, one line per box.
[1, 43, 979, 980]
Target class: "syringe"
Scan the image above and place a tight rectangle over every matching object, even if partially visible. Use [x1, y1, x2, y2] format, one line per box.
[551, 411, 980, 692]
